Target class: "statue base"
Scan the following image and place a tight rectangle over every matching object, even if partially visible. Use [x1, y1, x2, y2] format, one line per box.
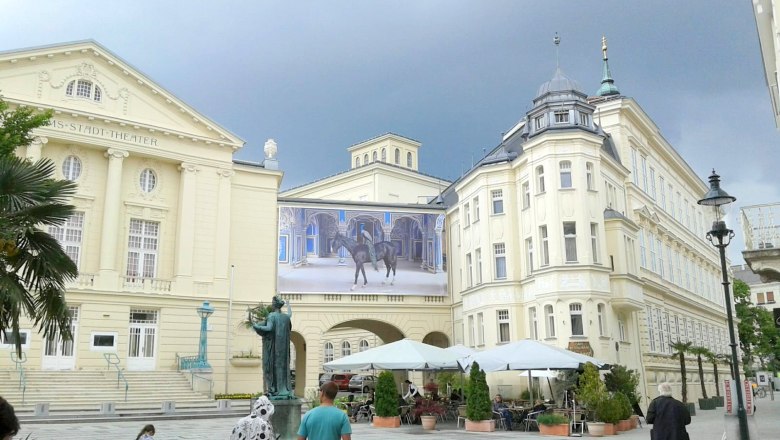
[272, 398, 303, 440]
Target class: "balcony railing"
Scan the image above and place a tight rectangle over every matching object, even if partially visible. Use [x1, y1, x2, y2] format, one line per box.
[740, 203, 780, 250]
[123, 276, 172, 292]
[68, 272, 96, 288]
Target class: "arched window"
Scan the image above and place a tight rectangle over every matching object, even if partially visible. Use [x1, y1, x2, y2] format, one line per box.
[139, 168, 157, 193]
[545, 304, 556, 337]
[65, 79, 102, 102]
[560, 161, 572, 188]
[324, 342, 334, 363]
[341, 341, 352, 357]
[62, 155, 82, 181]
[381, 148, 386, 162]
[394, 148, 400, 164]
[359, 339, 370, 352]
[363, 153, 369, 164]
[597, 303, 606, 336]
[570, 303, 584, 336]
[372, 151, 378, 162]
[536, 165, 545, 193]
[407, 152, 412, 167]
[355, 156, 360, 168]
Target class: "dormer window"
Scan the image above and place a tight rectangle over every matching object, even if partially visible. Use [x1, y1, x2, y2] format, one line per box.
[534, 115, 546, 130]
[65, 79, 102, 102]
[554, 111, 569, 124]
[579, 112, 590, 127]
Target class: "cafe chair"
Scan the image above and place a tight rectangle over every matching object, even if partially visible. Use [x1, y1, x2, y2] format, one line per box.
[523, 409, 545, 431]
[492, 411, 506, 430]
[457, 405, 468, 429]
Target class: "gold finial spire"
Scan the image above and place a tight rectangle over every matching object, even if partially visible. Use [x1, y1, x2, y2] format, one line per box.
[601, 35, 608, 60]
[554, 32, 561, 68]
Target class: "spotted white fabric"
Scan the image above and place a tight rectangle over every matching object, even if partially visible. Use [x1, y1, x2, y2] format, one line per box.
[230, 396, 276, 440]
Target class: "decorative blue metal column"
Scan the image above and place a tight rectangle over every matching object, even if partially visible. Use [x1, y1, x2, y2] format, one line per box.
[194, 300, 215, 369]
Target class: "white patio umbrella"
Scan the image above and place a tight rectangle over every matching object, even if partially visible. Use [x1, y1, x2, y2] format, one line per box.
[444, 344, 477, 358]
[519, 369, 559, 401]
[459, 339, 607, 372]
[322, 338, 462, 371]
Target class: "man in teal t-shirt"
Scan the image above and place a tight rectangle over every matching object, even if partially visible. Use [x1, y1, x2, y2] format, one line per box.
[297, 381, 352, 440]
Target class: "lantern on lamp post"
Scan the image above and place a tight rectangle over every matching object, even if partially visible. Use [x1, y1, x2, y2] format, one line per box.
[194, 300, 215, 369]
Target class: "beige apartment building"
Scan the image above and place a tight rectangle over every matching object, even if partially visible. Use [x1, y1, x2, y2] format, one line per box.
[0, 40, 734, 402]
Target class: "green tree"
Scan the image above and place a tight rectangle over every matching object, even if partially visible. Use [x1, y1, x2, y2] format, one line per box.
[374, 371, 399, 417]
[577, 362, 606, 409]
[604, 364, 641, 407]
[466, 361, 491, 421]
[733, 278, 780, 378]
[704, 351, 724, 397]
[670, 340, 692, 403]
[689, 346, 711, 399]
[0, 97, 76, 355]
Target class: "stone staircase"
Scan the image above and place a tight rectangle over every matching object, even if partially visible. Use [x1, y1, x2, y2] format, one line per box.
[0, 369, 250, 423]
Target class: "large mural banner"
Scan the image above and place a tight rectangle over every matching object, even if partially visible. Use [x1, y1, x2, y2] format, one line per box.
[278, 206, 446, 295]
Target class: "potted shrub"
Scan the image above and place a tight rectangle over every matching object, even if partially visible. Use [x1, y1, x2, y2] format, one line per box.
[614, 392, 633, 431]
[537, 413, 569, 436]
[413, 398, 445, 430]
[603, 364, 642, 427]
[596, 396, 622, 435]
[465, 362, 494, 432]
[671, 340, 696, 416]
[691, 346, 716, 410]
[577, 362, 606, 418]
[373, 371, 400, 428]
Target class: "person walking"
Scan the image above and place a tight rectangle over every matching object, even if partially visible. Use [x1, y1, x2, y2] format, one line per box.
[135, 424, 155, 440]
[0, 396, 20, 440]
[646, 382, 691, 440]
[297, 381, 352, 440]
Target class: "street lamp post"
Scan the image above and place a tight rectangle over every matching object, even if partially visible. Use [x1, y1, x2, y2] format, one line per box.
[195, 300, 215, 369]
[697, 170, 749, 440]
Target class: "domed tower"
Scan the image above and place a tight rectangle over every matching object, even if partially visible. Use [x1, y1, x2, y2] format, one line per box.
[524, 65, 598, 139]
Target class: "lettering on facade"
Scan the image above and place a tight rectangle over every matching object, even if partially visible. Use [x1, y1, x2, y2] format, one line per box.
[46, 119, 159, 146]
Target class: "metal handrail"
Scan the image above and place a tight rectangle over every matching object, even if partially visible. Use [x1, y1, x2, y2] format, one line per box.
[11, 351, 26, 369]
[103, 353, 129, 402]
[10, 352, 27, 403]
[191, 372, 214, 398]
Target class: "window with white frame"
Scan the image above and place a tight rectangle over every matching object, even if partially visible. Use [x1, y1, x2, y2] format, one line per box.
[381, 148, 386, 162]
[540, 225, 550, 266]
[341, 340, 351, 357]
[477, 312, 485, 346]
[586, 162, 594, 190]
[394, 148, 400, 164]
[407, 152, 413, 167]
[529, 307, 539, 339]
[536, 166, 545, 193]
[641, 156, 648, 192]
[475, 248, 482, 285]
[649, 167, 656, 199]
[545, 304, 556, 338]
[657, 238, 665, 279]
[579, 112, 590, 127]
[494, 243, 506, 279]
[649, 232, 657, 272]
[554, 110, 569, 124]
[522, 182, 530, 209]
[675, 252, 682, 285]
[468, 315, 475, 347]
[591, 223, 599, 264]
[625, 236, 637, 274]
[465, 253, 473, 288]
[372, 151, 378, 162]
[139, 168, 157, 193]
[62, 155, 82, 181]
[66, 79, 102, 102]
[667, 246, 675, 283]
[631, 148, 638, 186]
[597, 303, 606, 336]
[363, 153, 369, 164]
[661, 311, 670, 353]
[497, 309, 510, 343]
[676, 192, 683, 223]
[685, 200, 691, 230]
[559, 161, 572, 188]
[646, 307, 656, 352]
[126, 219, 159, 279]
[491, 189, 504, 214]
[570, 303, 584, 336]
[323, 342, 334, 363]
[473, 197, 480, 222]
[639, 230, 647, 268]
[359, 339, 369, 352]
[464, 202, 471, 226]
[659, 176, 666, 210]
[354, 157, 360, 168]
[49, 211, 85, 268]
[90, 332, 118, 351]
[525, 237, 534, 275]
[618, 317, 627, 342]
[672, 315, 680, 344]
[1, 329, 31, 350]
[534, 115, 546, 130]
[685, 257, 691, 290]
[563, 222, 577, 262]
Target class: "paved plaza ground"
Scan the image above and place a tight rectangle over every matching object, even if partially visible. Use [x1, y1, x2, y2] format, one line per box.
[16, 397, 780, 439]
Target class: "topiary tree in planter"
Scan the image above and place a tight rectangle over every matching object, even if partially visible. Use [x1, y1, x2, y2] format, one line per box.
[613, 392, 633, 431]
[373, 371, 400, 427]
[465, 362, 494, 432]
[577, 362, 606, 416]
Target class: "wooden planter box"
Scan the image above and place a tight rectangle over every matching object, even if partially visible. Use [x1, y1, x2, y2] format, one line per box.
[372, 416, 400, 428]
[420, 415, 437, 430]
[539, 423, 569, 436]
[229, 357, 261, 367]
[465, 419, 495, 432]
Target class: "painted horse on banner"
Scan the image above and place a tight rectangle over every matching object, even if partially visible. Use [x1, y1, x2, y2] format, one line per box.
[332, 232, 398, 290]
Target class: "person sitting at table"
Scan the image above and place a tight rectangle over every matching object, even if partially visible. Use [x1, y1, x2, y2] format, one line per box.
[351, 392, 374, 422]
[492, 394, 513, 431]
[532, 399, 547, 413]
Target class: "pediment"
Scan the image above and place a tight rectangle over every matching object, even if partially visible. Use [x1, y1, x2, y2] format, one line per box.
[0, 40, 243, 149]
[633, 205, 660, 225]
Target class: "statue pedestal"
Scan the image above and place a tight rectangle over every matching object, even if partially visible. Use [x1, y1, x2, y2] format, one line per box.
[272, 398, 303, 440]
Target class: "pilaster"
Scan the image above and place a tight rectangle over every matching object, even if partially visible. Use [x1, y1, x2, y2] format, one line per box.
[213, 169, 234, 292]
[98, 148, 129, 290]
[26, 136, 47, 162]
[174, 162, 199, 292]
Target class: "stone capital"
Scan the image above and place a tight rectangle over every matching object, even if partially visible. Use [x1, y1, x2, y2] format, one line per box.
[179, 162, 200, 173]
[105, 148, 129, 160]
[31, 136, 48, 146]
[217, 169, 235, 179]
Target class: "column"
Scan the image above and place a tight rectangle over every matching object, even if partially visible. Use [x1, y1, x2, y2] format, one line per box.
[434, 214, 445, 272]
[26, 136, 47, 162]
[174, 163, 199, 290]
[98, 148, 128, 288]
[213, 169, 233, 290]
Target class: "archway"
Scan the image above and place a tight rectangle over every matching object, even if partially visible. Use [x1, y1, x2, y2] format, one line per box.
[422, 331, 450, 348]
[291, 331, 306, 397]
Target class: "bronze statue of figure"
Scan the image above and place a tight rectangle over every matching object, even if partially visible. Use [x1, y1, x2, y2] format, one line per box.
[252, 296, 294, 400]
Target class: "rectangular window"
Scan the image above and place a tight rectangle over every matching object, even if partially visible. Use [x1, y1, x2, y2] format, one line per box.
[657, 239, 665, 279]
[494, 243, 507, 280]
[641, 156, 648, 192]
[545, 305, 556, 338]
[597, 304, 606, 336]
[554, 110, 569, 124]
[685, 257, 691, 290]
[580, 112, 590, 126]
[466, 253, 473, 288]
[618, 318, 627, 342]
[90, 332, 118, 351]
[477, 312, 485, 346]
[497, 310, 510, 343]
[625, 236, 637, 274]
[646, 306, 656, 352]
[757, 292, 766, 304]
[464, 203, 470, 225]
[564, 222, 577, 262]
[591, 223, 599, 264]
[631, 148, 639, 186]
[529, 307, 539, 339]
[639, 230, 647, 268]
[661, 311, 670, 353]
[127, 219, 159, 279]
[660, 176, 666, 211]
[677, 192, 683, 223]
[560, 161, 572, 188]
[675, 252, 682, 285]
[475, 248, 482, 285]
[649, 167, 656, 199]
[540, 225, 550, 266]
[535, 115, 546, 130]
[685, 200, 691, 230]
[0, 329, 31, 350]
[526, 238, 534, 275]
[522, 182, 530, 209]
[649, 232, 656, 272]
[570, 303, 584, 336]
[586, 162, 594, 190]
[49, 211, 85, 268]
[536, 166, 546, 194]
[768, 292, 775, 304]
[473, 197, 480, 222]
[491, 189, 504, 214]
[468, 315, 475, 347]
